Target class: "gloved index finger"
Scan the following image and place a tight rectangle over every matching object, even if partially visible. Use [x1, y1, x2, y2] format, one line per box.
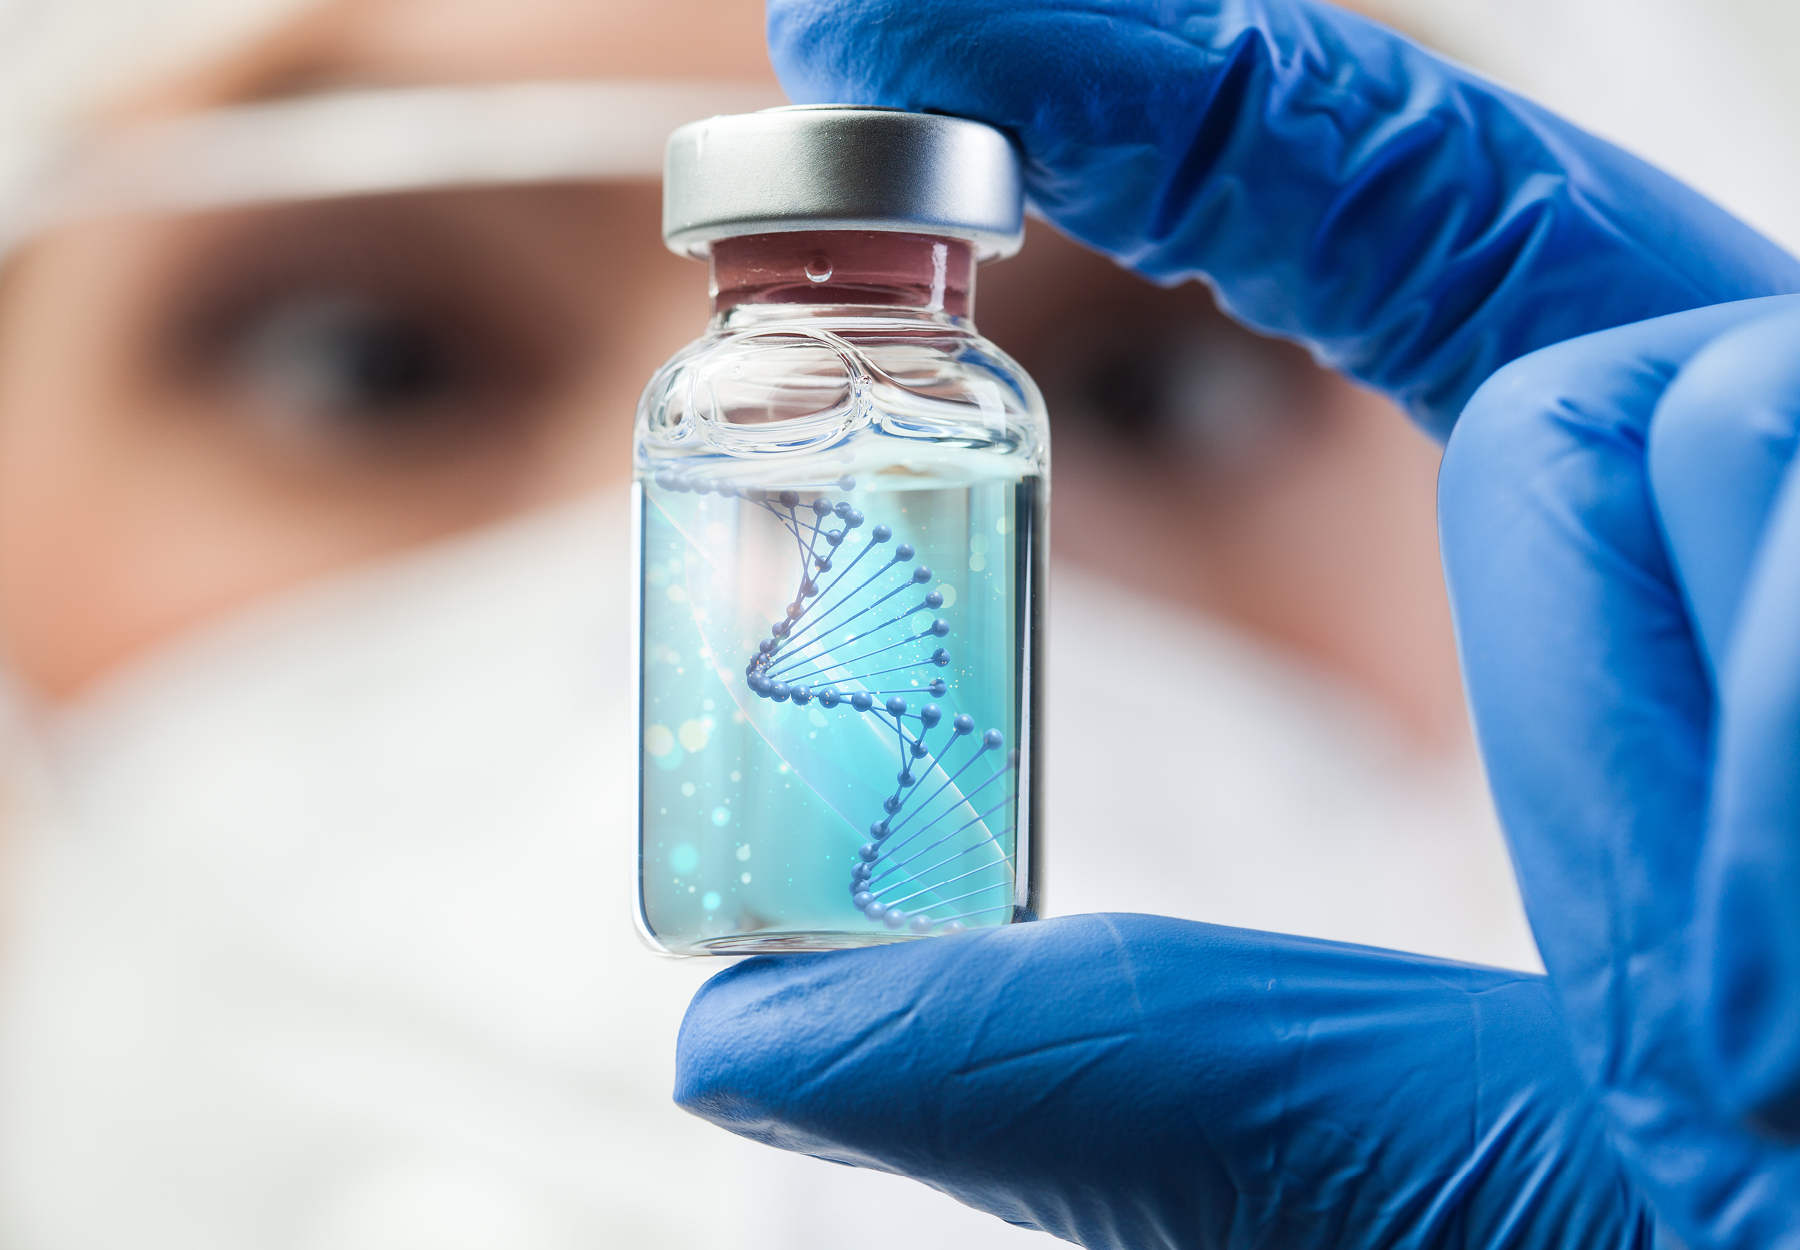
[768, 0, 1800, 437]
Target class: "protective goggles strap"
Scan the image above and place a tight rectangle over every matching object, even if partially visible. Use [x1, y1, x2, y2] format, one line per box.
[0, 78, 785, 257]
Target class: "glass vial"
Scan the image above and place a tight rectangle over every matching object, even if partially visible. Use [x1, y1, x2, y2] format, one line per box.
[636, 108, 1046, 955]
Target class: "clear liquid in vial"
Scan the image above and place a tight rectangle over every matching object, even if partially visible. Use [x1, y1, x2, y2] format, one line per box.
[638, 471, 1039, 954]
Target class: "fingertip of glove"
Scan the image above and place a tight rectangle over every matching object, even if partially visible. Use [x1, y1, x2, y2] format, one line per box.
[674, 956, 793, 1121]
[670, 921, 1084, 1114]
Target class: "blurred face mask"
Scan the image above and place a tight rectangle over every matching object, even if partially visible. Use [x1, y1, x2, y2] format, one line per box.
[0, 493, 784, 1250]
[0, 490, 1018, 1250]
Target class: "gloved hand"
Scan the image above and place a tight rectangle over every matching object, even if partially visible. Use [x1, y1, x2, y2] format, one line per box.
[766, 0, 1800, 438]
[678, 914, 1662, 1249]
[1440, 295, 1800, 1249]
[676, 0, 1800, 1244]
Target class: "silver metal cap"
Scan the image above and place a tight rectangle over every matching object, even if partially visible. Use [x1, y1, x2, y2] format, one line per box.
[662, 105, 1024, 261]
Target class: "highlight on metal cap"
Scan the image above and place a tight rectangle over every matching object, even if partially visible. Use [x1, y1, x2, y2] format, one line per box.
[662, 105, 1024, 261]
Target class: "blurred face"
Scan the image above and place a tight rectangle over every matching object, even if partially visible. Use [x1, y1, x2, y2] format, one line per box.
[0, 0, 1458, 751]
[0, 0, 771, 700]
[0, 184, 705, 698]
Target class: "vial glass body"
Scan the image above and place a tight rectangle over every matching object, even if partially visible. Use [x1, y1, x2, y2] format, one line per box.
[634, 231, 1047, 955]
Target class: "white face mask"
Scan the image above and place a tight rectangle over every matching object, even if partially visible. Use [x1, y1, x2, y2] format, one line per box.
[0, 493, 774, 1250]
[0, 492, 1065, 1250]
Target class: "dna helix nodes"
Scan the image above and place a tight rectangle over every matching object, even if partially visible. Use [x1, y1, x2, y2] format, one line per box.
[718, 474, 1017, 937]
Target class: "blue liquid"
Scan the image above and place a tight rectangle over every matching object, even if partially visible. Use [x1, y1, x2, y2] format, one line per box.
[636, 474, 1040, 953]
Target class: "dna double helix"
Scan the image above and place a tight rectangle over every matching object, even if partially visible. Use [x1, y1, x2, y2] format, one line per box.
[736, 477, 1017, 936]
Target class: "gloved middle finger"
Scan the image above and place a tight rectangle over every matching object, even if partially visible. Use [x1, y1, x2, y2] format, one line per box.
[1439, 293, 1800, 1249]
[1643, 306, 1800, 1140]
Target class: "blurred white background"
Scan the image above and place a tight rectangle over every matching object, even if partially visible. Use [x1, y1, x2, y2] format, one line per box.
[1376, 0, 1800, 255]
[0, 2, 1793, 1248]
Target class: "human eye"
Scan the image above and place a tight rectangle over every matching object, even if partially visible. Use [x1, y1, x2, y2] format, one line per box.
[153, 191, 582, 466]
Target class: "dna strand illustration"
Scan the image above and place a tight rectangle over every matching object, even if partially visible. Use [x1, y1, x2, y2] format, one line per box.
[726, 476, 1017, 937]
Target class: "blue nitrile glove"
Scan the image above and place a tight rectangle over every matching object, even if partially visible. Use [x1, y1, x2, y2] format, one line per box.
[675, 0, 1800, 1244]
[678, 914, 1662, 1249]
[766, 0, 1800, 439]
[1440, 296, 1800, 1250]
